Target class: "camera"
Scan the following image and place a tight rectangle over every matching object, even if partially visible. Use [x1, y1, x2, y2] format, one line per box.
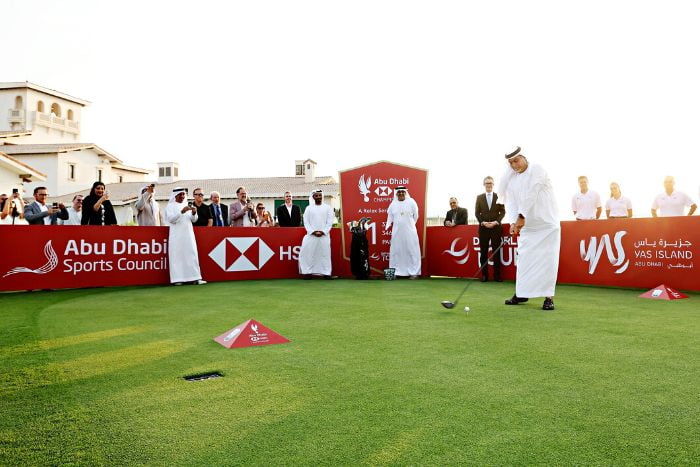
[52, 202, 58, 209]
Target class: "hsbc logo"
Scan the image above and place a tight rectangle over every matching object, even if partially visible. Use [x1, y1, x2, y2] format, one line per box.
[209, 237, 275, 272]
[374, 186, 392, 197]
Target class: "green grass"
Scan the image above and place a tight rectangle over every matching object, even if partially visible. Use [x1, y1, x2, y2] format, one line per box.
[1, 279, 698, 465]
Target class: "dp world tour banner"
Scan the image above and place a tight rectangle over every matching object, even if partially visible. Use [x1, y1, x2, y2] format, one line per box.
[338, 161, 428, 274]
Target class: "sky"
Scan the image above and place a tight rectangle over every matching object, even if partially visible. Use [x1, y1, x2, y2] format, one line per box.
[4, 0, 700, 218]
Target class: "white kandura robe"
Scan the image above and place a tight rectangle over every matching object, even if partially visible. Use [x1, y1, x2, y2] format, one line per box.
[503, 163, 560, 298]
[165, 202, 202, 283]
[386, 198, 421, 276]
[298, 202, 334, 275]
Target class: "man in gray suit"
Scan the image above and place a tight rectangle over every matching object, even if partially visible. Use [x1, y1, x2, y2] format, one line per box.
[229, 186, 257, 227]
[24, 186, 69, 225]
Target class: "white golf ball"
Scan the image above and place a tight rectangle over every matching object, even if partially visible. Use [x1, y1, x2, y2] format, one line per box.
[464, 306, 470, 312]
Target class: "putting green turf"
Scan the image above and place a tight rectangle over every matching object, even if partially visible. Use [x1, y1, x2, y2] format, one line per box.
[1, 279, 698, 465]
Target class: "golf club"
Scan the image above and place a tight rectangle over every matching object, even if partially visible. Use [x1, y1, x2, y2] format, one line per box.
[441, 241, 506, 309]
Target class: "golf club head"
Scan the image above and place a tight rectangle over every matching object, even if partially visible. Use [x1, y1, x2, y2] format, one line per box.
[441, 301, 455, 309]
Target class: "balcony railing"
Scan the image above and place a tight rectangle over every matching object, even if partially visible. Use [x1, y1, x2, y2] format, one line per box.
[8, 109, 25, 123]
[33, 111, 80, 134]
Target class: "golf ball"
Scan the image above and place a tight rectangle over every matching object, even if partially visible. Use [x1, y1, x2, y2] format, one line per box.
[464, 306, 470, 312]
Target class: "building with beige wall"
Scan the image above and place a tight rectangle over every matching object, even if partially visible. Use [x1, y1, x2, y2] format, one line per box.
[0, 82, 150, 197]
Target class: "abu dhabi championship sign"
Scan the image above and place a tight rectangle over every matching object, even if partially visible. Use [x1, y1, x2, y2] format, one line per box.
[339, 161, 428, 274]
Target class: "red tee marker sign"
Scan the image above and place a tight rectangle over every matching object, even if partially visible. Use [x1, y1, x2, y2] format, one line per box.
[214, 319, 290, 349]
[639, 284, 689, 300]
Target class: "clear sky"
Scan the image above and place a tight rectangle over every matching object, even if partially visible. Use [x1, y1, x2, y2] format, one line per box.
[4, 0, 699, 218]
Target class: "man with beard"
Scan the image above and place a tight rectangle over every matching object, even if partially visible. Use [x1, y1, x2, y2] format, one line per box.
[499, 147, 560, 310]
[386, 186, 421, 279]
[165, 188, 206, 285]
[298, 189, 335, 279]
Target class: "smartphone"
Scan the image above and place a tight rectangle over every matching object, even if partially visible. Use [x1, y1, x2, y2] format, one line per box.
[12, 188, 18, 194]
[52, 202, 58, 208]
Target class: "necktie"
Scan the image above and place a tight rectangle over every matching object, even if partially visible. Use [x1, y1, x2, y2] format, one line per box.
[487, 193, 492, 209]
[214, 204, 221, 226]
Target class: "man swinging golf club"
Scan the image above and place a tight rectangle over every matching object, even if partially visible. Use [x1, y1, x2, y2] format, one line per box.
[499, 146, 560, 310]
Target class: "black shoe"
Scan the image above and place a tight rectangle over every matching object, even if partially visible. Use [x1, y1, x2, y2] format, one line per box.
[494, 276, 503, 282]
[302, 274, 312, 280]
[542, 298, 555, 310]
[323, 275, 337, 280]
[505, 294, 529, 305]
[480, 276, 488, 282]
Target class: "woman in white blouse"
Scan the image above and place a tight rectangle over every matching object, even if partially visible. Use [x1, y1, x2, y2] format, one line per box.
[605, 182, 633, 218]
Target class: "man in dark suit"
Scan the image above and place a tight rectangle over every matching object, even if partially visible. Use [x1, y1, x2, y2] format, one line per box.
[209, 191, 229, 226]
[475, 176, 506, 281]
[444, 197, 467, 227]
[24, 186, 69, 225]
[276, 191, 302, 227]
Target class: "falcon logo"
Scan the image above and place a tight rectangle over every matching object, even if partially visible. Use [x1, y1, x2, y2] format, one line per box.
[580, 231, 629, 275]
[374, 186, 393, 197]
[251, 324, 259, 334]
[209, 237, 275, 272]
[358, 174, 372, 202]
[443, 238, 470, 264]
[3, 240, 58, 277]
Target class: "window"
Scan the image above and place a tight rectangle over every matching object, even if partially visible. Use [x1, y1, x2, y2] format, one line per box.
[50, 103, 61, 117]
[174, 167, 178, 177]
[159, 167, 165, 177]
[97, 169, 103, 182]
[37, 100, 45, 113]
[296, 164, 304, 176]
[165, 167, 171, 177]
[15, 96, 23, 109]
[68, 164, 76, 181]
[118, 176, 123, 183]
[67, 109, 74, 121]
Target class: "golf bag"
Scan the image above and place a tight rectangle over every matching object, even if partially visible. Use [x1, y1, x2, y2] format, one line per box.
[350, 225, 370, 279]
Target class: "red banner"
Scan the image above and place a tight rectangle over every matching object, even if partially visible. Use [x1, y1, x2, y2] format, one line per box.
[425, 217, 699, 291]
[338, 161, 428, 274]
[424, 225, 517, 280]
[558, 217, 699, 291]
[1, 217, 697, 292]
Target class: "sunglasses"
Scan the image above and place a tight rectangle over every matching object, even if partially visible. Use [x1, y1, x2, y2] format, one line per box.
[194, 193, 203, 196]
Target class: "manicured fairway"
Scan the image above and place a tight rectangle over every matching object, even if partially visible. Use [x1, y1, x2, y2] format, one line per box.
[1, 279, 698, 465]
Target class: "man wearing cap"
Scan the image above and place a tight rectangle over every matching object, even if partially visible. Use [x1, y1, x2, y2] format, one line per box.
[651, 176, 697, 217]
[386, 186, 421, 279]
[499, 147, 560, 310]
[298, 189, 335, 279]
[135, 184, 162, 226]
[571, 176, 602, 220]
[165, 188, 206, 285]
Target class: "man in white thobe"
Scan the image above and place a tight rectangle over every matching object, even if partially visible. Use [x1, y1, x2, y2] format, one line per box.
[386, 186, 421, 278]
[499, 147, 560, 310]
[165, 188, 206, 285]
[298, 190, 335, 278]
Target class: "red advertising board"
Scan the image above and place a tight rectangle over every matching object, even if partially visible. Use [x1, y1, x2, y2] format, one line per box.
[338, 161, 428, 274]
[425, 217, 699, 291]
[424, 225, 517, 280]
[558, 217, 699, 291]
[0, 217, 697, 292]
